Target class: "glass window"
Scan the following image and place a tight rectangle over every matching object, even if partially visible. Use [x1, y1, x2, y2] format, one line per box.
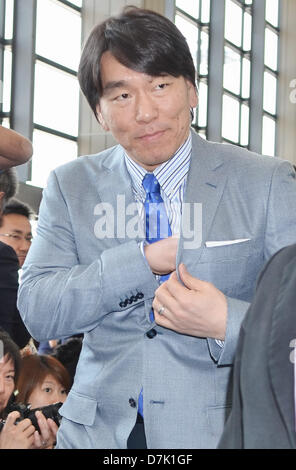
[31, 130, 78, 187]
[240, 104, 249, 146]
[2, 47, 12, 113]
[67, 0, 82, 7]
[4, 0, 14, 40]
[242, 57, 250, 99]
[223, 47, 241, 96]
[201, 0, 210, 23]
[197, 81, 208, 128]
[243, 12, 252, 51]
[262, 116, 276, 156]
[176, 0, 200, 19]
[222, 94, 240, 143]
[175, 14, 198, 69]
[263, 72, 277, 115]
[36, 0, 82, 71]
[264, 28, 278, 71]
[1, 117, 10, 128]
[200, 31, 209, 75]
[34, 61, 80, 137]
[225, 0, 243, 48]
[265, 0, 279, 27]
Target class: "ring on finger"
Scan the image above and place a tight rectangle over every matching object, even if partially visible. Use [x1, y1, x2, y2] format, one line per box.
[158, 306, 165, 315]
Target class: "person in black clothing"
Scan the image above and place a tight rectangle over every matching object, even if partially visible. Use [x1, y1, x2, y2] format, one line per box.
[0, 170, 30, 348]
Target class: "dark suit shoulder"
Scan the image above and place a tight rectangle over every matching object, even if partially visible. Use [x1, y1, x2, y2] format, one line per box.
[0, 241, 19, 288]
[257, 243, 296, 287]
[0, 240, 18, 259]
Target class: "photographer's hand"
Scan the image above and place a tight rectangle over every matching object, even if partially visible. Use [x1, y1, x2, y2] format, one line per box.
[32, 410, 58, 449]
[0, 411, 35, 449]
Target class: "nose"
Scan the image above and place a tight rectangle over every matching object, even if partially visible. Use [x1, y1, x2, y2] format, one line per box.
[19, 238, 31, 252]
[49, 390, 61, 405]
[135, 92, 158, 123]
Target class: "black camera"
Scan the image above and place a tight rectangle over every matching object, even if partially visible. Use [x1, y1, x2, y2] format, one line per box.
[0, 401, 63, 434]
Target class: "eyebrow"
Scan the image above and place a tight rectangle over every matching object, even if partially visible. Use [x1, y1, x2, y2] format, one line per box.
[102, 80, 129, 95]
[9, 229, 32, 235]
[102, 75, 164, 96]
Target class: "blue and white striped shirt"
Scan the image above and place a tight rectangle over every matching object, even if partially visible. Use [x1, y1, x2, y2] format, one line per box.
[124, 133, 192, 234]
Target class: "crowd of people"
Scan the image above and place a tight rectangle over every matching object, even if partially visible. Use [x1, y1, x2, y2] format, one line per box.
[0, 126, 83, 449]
[0, 6, 296, 450]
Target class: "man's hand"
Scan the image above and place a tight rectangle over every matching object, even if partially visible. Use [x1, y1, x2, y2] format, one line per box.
[0, 411, 35, 449]
[0, 126, 33, 169]
[152, 263, 227, 340]
[144, 235, 179, 275]
[32, 410, 59, 449]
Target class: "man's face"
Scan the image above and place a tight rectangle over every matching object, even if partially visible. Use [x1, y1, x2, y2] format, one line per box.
[96, 52, 198, 171]
[0, 213, 32, 267]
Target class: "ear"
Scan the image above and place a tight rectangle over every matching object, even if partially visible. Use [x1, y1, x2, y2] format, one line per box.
[96, 105, 110, 132]
[186, 79, 198, 109]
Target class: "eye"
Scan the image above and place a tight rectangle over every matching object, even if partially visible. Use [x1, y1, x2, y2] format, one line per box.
[11, 234, 22, 240]
[60, 389, 67, 395]
[44, 387, 52, 393]
[115, 93, 130, 101]
[6, 374, 15, 381]
[155, 83, 169, 90]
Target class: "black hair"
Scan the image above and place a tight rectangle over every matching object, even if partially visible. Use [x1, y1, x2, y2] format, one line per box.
[78, 6, 197, 119]
[2, 198, 35, 220]
[51, 337, 83, 385]
[0, 168, 18, 206]
[0, 328, 21, 383]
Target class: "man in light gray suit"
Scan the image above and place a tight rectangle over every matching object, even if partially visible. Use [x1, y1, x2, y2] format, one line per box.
[17, 7, 296, 449]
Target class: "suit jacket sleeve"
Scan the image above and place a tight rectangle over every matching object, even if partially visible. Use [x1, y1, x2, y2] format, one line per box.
[17, 170, 159, 341]
[0, 242, 31, 348]
[208, 160, 296, 366]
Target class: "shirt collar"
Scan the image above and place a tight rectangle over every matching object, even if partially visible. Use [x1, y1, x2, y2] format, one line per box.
[124, 133, 192, 200]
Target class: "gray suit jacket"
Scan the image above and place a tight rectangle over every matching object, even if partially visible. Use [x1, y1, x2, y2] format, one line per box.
[218, 244, 296, 449]
[18, 130, 296, 448]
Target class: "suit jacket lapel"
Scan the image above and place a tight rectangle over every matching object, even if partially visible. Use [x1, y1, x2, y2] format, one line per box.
[269, 259, 296, 448]
[98, 145, 144, 245]
[177, 131, 229, 269]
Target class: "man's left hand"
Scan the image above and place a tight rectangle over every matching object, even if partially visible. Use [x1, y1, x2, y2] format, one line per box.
[152, 263, 227, 340]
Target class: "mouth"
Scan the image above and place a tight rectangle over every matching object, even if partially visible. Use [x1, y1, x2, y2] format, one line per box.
[137, 130, 166, 142]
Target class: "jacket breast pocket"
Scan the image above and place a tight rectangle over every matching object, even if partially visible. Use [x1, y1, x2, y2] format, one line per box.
[59, 390, 98, 426]
[200, 239, 259, 263]
[185, 239, 262, 298]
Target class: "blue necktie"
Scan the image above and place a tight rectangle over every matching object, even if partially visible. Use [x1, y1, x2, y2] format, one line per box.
[138, 173, 172, 417]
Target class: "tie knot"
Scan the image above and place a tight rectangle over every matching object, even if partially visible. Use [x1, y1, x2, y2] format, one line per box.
[142, 173, 160, 195]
